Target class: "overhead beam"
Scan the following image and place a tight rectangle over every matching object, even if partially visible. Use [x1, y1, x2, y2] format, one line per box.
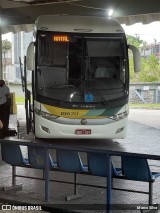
[0, 0, 160, 27]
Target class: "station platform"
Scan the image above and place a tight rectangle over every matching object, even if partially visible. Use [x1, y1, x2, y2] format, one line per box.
[0, 106, 160, 213]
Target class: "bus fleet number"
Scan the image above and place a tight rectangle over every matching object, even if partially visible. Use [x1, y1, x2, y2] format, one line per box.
[61, 112, 79, 116]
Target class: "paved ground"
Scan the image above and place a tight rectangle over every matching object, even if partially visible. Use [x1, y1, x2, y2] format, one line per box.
[129, 109, 160, 130]
[0, 107, 160, 213]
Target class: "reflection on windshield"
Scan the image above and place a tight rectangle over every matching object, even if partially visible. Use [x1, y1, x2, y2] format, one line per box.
[36, 33, 127, 104]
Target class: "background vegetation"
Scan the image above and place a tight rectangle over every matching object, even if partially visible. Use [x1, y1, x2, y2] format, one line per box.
[127, 35, 160, 82]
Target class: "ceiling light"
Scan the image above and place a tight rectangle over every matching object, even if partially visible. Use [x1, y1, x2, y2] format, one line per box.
[107, 9, 114, 17]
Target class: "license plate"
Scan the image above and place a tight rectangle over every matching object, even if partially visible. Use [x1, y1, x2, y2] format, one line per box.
[75, 129, 91, 135]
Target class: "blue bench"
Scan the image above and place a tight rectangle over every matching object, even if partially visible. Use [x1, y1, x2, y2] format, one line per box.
[1, 142, 160, 209]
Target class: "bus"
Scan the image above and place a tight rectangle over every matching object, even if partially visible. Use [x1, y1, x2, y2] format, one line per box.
[25, 15, 141, 139]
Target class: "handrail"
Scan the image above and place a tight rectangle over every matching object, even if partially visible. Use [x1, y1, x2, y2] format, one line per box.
[1, 138, 160, 160]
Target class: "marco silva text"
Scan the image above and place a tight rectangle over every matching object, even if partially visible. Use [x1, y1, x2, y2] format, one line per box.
[137, 205, 158, 210]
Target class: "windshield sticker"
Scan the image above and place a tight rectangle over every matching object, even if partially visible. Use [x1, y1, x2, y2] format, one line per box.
[85, 94, 93, 102]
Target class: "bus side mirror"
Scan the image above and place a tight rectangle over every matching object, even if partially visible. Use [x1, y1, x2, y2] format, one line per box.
[26, 42, 35, 71]
[128, 44, 141, 73]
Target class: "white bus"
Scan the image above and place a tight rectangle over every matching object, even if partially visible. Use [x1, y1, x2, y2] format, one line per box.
[26, 15, 141, 139]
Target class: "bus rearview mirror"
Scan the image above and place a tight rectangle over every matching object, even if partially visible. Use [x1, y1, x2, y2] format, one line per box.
[27, 42, 35, 71]
[128, 44, 141, 73]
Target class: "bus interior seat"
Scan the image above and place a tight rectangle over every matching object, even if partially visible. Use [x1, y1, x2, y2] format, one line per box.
[94, 67, 109, 78]
[90, 57, 118, 79]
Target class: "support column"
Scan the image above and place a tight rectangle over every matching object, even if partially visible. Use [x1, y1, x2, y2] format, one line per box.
[45, 148, 50, 202]
[0, 28, 2, 80]
[106, 154, 112, 213]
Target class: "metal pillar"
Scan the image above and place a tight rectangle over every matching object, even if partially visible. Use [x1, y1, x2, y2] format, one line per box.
[45, 148, 50, 202]
[0, 28, 2, 80]
[106, 155, 112, 213]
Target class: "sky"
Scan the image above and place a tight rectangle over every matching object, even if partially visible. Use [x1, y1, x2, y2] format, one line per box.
[2, 21, 160, 44]
[122, 22, 160, 44]
[2, 32, 12, 41]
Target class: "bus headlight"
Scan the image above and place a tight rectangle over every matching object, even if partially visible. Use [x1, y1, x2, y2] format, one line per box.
[35, 108, 58, 121]
[110, 111, 128, 121]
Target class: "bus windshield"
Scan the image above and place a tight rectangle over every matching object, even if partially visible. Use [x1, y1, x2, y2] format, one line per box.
[36, 32, 128, 106]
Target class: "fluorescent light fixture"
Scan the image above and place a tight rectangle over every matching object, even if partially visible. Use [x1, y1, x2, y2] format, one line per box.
[107, 9, 114, 16]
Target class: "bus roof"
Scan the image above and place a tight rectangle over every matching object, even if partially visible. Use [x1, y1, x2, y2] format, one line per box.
[36, 15, 125, 34]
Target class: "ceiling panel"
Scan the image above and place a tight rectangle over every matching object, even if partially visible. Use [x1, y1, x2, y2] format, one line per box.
[7, 0, 77, 5]
[0, 0, 160, 31]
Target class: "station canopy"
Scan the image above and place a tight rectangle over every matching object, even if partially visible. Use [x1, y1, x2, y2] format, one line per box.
[1, 0, 160, 34]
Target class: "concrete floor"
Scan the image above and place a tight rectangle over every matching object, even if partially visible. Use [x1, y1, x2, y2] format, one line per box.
[0, 106, 160, 213]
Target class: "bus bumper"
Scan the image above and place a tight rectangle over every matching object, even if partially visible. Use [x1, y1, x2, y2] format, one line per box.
[35, 114, 128, 139]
